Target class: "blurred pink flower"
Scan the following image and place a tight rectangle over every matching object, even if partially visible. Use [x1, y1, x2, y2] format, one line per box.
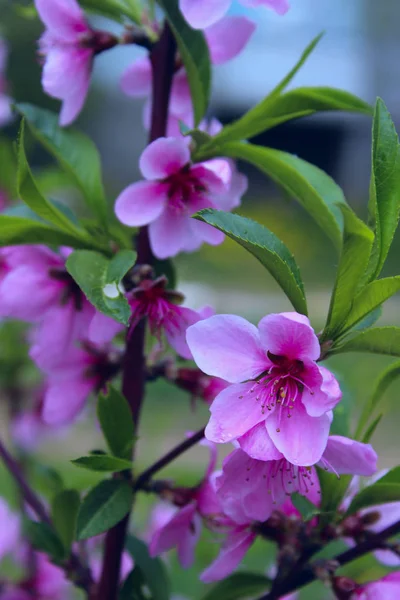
[187, 312, 342, 465]
[353, 572, 400, 599]
[115, 137, 232, 258]
[0, 499, 21, 562]
[179, 0, 289, 29]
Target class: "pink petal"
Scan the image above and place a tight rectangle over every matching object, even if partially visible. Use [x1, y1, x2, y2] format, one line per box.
[205, 382, 267, 444]
[120, 56, 152, 97]
[88, 311, 124, 346]
[165, 306, 202, 359]
[238, 422, 283, 461]
[200, 529, 256, 583]
[149, 209, 194, 259]
[191, 163, 228, 195]
[320, 435, 377, 476]
[42, 377, 94, 424]
[243, 0, 290, 15]
[190, 218, 225, 246]
[170, 69, 193, 119]
[115, 181, 167, 227]
[139, 137, 190, 180]
[150, 502, 199, 568]
[35, 0, 89, 41]
[301, 363, 342, 418]
[186, 314, 267, 383]
[0, 499, 20, 561]
[205, 16, 255, 65]
[177, 512, 202, 568]
[202, 159, 232, 187]
[266, 403, 330, 466]
[258, 312, 320, 362]
[179, 0, 231, 29]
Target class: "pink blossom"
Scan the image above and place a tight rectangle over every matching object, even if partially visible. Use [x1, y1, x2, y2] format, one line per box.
[179, 0, 289, 29]
[216, 436, 377, 524]
[0, 38, 12, 127]
[187, 312, 342, 465]
[0, 499, 21, 561]
[29, 553, 71, 599]
[353, 572, 400, 599]
[115, 137, 233, 259]
[35, 0, 94, 126]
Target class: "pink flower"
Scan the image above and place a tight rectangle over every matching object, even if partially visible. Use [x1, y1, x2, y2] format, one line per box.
[179, 0, 289, 29]
[187, 312, 342, 465]
[353, 572, 400, 599]
[115, 137, 232, 259]
[216, 436, 377, 524]
[0, 499, 21, 561]
[200, 525, 256, 583]
[29, 553, 71, 600]
[35, 0, 94, 126]
[0, 39, 12, 127]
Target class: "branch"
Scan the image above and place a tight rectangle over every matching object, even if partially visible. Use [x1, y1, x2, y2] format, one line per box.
[135, 427, 205, 490]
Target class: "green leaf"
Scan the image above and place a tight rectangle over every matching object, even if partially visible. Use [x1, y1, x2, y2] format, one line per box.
[51, 490, 80, 553]
[322, 206, 374, 341]
[97, 386, 135, 460]
[79, 0, 141, 22]
[197, 143, 346, 250]
[15, 104, 109, 228]
[120, 567, 148, 600]
[66, 249, 136, 325]
[126, 535, 171, 600]
[77, 480, 133, 540]
[346, 482, 400, 516]
[200, 573, 271, 600]
[72, 455, 133, 472]
[158, 0, 211, 125]
[24, 520, 65, 562]
[330, 380, 351, 437]
[291, 493, 320, 521]
[0, 136, 17, 197]
[194, 209, 307, 314]
[333, 327, 400, 357]
[361, 414, 383, 444]
[318, 469, 351, 514]
[0, 215, 99, 248]
[343, 277, 400, 335]
[153, 257, 177, 290]
[367, 99, 400, 279]
[17, 120, 85, 236]
[355, 360, 400, 440]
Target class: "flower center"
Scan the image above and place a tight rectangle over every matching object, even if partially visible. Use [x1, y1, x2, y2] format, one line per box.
[165, 166, 207, 214]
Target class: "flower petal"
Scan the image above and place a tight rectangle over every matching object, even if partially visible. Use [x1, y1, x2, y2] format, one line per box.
[238, 422, 283, 461]
[320, 435, 377, 476]
[149, 209, 193, 259]
[140, 137, 190, 180]
[120, 56, 152, 97]
[266, 402, 330, 466]
[42, 377, 94, 424]
[35, 0, 88, 41]
[187, 314, 267, 383]
[258, 312, 320, 361]
[200, 529, 256, 583]
[179, 0, 231, 29]
[205, 382, 267, 444]
[301, 364, 342, 417]
[205, 16, 256, 65]
[115, 181, 167, 227]
[150, 502, 198, 568]
[243, 0, 290, 15]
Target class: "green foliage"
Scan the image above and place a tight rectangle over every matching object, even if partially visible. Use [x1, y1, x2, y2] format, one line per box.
[79, 0, 141, 22]
[291, 493, 320, 521]
[15, 104, 109, 229]
[76, 480, 133, 540]
[51, 490, 80, 554]
[195, 209, 307, 314]
[66, 249, 136, 325]
[120, 567, 149, 600]
[125, 535, 171, 600]
[97, 386, 135, 460]
[200, 573, 271, 600]
[72, 455, 133, 472]
[0, 136, 17, 197]
[24, 520, 65, 563]
[342, 277, 400, 334]
[333, 327, 400, 357]
[158, 0, 211, 125]
[367, 99, 400, 280]
[346, 467, 400, 515]
[318, 469, 351, 514]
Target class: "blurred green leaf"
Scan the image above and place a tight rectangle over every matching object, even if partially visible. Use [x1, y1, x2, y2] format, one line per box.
[80, 0, 141, 22]
[97, 386, 135, 460]
[367, 99, 400, 279]
[66, 249, 136, 325]
[346, 482, 400, 515]
[318, 469, 351, 514]
[361, 414, 383, 444]
[126, 535, 171, 600]
[158, 0, 211, 125]
[195, 209, 307, 314]
[333, 327, 400, 357]
[201, 572, 271, 600]
[77, 480, 132, 540]
[15, 104, 109, 229]
[0, 215, 100, 248]
[322, 206, 374, 341]
[72, 455, 133, 472]
[24, 520, 65, 562]
[119, 567, 148, 600]
[51, 490, 80, 553]
[153, 257, 177, 290]
[291, 493, 320, 522]
[0, 136, 17, 197]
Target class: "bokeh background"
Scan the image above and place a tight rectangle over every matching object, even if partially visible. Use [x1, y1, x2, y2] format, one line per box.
[1, 1, 400, 598]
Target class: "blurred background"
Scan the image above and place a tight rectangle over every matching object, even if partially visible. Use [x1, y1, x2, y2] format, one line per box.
[1, 1, 400, 598]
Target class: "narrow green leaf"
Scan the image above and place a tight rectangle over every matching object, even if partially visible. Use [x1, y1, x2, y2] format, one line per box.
[97, 386, 135, 460]
[77, 480, 133, 540]
[80, 0, 141, 22]
[196, 143, 346, 250]
[291, 493, 320, 521]
[158, 0, 211, 125]
[346, 482, 400, 516]
[126, 535, 171, 600]
[322, 206, 374, 340]
[361, 414, 383, 444]
[367, 98, 400, 279]
[318, 469, 351, 513]
[51, 490, 80, 553]
[334, 327, 400, 357]
[24, 520, 65, 562]
[355, 360, 400, 440]
[15, 104, 109, 228]
[17, 120, 85, 236]
[72, 455, 133, 472]
[0, 215, 99, 248]
[343, 276, 400, 334]
[200, 573, 271, 600]
[194, 209, 307, 314]
[0, 136, 17, 197]
[66, 249, 136, 325]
